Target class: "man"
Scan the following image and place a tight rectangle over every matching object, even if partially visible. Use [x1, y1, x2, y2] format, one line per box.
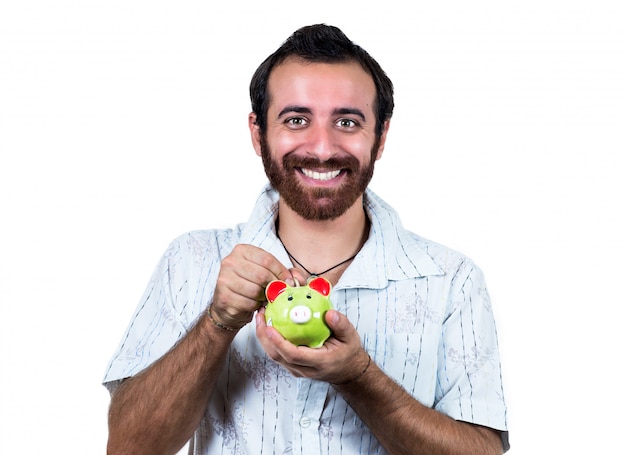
[104, 24, 509, 454]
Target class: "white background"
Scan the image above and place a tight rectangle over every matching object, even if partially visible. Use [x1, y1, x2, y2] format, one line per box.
[1, 1, 624, 453]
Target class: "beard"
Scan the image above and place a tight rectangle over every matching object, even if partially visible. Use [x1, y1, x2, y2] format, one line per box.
[260, 134, 379, 221]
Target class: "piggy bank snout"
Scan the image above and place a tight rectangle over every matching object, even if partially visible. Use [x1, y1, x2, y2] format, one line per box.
[289, 305, 313, 324]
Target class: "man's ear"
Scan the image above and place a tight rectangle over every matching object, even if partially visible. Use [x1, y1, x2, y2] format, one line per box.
[249, 113, 262, 157]
[375, 120, 391, 160]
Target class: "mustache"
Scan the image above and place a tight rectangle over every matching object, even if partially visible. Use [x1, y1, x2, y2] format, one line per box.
[282, 154, 360, 171]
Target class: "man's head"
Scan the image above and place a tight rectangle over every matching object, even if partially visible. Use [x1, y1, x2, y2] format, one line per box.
[250, 24, 394, 138]
[248, 25, 394, 221]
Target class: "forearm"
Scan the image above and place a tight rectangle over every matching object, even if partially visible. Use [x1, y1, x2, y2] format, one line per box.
[107, 313, 236, 455]
[334, 359, 502, 455]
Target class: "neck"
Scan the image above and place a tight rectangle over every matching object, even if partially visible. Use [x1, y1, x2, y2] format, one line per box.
[276, 197, 369, 280]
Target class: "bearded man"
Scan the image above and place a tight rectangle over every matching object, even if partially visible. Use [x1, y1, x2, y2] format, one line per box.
[104, 24, 509, 455]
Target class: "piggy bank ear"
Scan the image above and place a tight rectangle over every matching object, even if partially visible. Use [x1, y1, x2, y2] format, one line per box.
[307, 276, 331, 296]
[266, 280, 288, 302]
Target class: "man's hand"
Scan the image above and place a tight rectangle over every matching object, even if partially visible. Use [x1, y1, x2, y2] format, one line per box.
[258, 307, 504, 455]
[255, 308, 370, 384]
[210, 244, 299, 329]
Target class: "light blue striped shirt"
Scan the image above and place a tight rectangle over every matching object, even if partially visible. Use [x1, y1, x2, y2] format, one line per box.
[103, 184, 508, 454]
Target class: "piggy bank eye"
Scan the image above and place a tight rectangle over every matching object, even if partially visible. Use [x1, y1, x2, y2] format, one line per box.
[288, 295, 293, 301]
[306, 293, 312, 299]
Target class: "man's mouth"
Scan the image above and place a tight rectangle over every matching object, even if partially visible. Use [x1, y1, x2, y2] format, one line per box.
[300, 168, 342, 181]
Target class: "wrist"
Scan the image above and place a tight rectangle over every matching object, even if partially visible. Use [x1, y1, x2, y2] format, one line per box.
[207, 306, 244, 332]
[331, 352, 372, 386]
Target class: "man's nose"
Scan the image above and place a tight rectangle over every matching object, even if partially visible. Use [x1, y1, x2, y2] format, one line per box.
[306, 124, 336, 161]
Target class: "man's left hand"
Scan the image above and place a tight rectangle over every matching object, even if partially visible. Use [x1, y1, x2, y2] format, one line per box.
[255, 309, 370, 384]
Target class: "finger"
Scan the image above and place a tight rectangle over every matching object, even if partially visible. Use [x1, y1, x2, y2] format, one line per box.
[214, 271, 265, 311]
[267, 330, 319, 368]
[254, 309, 307, 364]
[219, 247, 289, 303]
[224, 278, 266, 305]
[255, 310, 284, 360]
[236, 244, 292, 284]
[283, 268, 308, 286]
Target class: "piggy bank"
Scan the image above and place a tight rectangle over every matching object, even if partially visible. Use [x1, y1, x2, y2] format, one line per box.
[264, 276, 333, 348]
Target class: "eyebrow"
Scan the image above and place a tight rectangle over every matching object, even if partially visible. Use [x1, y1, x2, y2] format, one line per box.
[276, 105, 367, 122]
[333, 107, 366, 122]
[277, 105, 311, 118]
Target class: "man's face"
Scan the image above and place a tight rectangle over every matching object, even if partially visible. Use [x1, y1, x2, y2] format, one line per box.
[251, 59, 388, 221]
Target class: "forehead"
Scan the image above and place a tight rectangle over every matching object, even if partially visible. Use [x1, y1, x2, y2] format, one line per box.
[267, 59, 377, 116]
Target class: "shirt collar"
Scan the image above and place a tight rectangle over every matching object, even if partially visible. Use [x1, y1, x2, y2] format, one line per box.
[338, 189, 444, 290]
[239, 184, 443, 290]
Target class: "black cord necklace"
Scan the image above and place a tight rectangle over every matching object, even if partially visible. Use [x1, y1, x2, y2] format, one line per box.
[277, 234, 358, 277]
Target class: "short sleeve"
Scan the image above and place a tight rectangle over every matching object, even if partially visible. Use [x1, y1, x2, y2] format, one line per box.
[434, 259, 508, 436]
[102, 229, 239, 391]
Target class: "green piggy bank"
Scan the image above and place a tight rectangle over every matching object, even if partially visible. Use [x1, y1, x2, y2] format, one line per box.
[264, 276, 333, 348]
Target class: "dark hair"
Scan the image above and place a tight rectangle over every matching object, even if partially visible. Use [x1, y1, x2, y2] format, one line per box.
[249, 24, 394, 137]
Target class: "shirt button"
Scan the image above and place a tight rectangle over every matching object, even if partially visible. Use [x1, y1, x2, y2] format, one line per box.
[299, 417, 311, 428]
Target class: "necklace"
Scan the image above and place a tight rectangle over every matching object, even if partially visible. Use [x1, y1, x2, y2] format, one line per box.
[277, 234, 359, 277]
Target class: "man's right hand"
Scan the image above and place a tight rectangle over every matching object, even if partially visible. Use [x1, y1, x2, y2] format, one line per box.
[209, 244, 303, 330]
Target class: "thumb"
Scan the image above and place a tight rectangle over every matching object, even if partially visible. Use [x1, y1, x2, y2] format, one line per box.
[325, 310, 352, 340]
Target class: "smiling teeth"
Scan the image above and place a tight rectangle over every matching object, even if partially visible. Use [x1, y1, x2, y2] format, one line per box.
[302, 169, 341, 181]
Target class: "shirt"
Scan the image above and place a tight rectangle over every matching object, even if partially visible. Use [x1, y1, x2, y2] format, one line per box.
[103, 184, 509, 454]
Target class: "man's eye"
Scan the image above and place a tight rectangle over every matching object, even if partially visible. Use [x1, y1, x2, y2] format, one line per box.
[286, 117, 307, 127]
[337, 118, 358, 128]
